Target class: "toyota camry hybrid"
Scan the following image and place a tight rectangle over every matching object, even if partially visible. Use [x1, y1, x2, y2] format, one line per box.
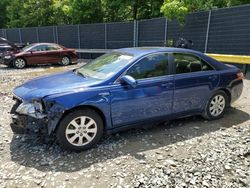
[10, 47, 243, 151]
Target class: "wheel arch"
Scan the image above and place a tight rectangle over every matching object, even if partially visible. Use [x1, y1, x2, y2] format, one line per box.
[62, 53, 71, 60]
[54, 105, 107, 133]
[13, 56, 27, 66]
[217, 88, 231, 105]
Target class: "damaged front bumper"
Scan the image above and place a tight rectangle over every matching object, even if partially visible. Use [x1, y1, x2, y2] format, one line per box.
[10, 113, 48, 134]
[10, 96, 66, 135]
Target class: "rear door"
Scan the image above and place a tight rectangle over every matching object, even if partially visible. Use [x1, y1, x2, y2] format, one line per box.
[171, 53, 219, 115]
[45, 44, 63, 63]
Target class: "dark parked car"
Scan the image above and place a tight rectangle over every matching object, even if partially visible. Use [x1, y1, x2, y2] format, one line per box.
[0, 43, 78, 68]
[10, 47, 243, 151]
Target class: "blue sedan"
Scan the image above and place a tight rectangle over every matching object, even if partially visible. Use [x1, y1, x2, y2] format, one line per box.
[11, 47, 243, 151]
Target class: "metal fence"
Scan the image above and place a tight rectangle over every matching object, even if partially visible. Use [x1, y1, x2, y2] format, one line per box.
[1, 4, 250, 55]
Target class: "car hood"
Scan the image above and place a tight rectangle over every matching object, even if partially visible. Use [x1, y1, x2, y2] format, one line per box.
[0, 37, 18, 49]
[13, 70, 102, 101]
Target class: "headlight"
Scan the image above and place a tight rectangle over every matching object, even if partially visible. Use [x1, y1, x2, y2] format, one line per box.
[16, 101, 46, 119]
[4, 55, 12, 59]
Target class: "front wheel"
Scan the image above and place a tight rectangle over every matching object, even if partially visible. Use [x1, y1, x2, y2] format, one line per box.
[56, 109, 103, 151]
[202, 91, 228, 120]
[13, 58, 26, 69]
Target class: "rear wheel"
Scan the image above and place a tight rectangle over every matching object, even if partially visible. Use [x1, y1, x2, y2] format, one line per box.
[202, 90, 228, 120]
[56, 109, 103, 151]
[13, 58, 26, 69]
[60, 56, 71, 66]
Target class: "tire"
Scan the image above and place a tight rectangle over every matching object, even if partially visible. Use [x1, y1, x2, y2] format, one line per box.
[56, 109, 104, 151]
[13, 58, 26, 69]
[60, 56, 71, 66]
[202, 90, 228, 120]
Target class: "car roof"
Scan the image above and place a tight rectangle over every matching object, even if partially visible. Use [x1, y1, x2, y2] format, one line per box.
[114, 47, 200, 57]
[114, 47, 227, 70]
[31, 43, 60, 46]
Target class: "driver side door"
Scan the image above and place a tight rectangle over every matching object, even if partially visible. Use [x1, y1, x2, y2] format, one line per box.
[110, 53, 174, 128]
[25, 45, 50, 64]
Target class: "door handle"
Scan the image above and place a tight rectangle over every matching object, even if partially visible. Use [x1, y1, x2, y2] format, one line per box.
[161, 82, 173, 88]
[208, 75, 218, 80]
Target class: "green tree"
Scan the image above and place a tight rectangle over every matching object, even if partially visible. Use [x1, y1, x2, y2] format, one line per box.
[52, 0, 72, 25]
[6, 0, 55, 28]
[102, 0, 163, 22]
[0, 0, 9, 28]
[69, 0, 104, 24]
[161, 0, 250, 23]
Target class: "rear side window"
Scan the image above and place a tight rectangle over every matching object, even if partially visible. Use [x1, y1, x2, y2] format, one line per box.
[126, 53, 169, 79]
[174, 53, 214, 74]
[47, 44, 62, 51]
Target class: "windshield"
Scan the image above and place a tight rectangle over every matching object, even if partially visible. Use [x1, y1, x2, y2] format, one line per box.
[76, 52, 134, 80]
[21, 44, 35, 52]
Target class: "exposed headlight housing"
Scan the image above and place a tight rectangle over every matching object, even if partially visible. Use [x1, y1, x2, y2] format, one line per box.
[4, 55, 12, 59]
[16, 100, 46, 119]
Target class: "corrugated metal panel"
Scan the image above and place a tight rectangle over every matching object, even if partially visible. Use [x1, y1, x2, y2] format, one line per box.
[57, 25, 78, 48]
[138, 17, 166, 47]
[6, 29, 20, 43]
[207, 5, 250, 55]
[38, 27, 54, 43]
[21, 27, 37, 43]
[0, 29, 4, 37]
[107, 21, 134, 49]
[167, 11, 209, 52]
[79, 23, 105, 49]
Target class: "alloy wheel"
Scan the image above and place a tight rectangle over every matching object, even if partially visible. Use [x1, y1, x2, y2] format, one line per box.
[65, 116, 97, 146]
[15, 59, 26, 69]
[61, 57, 70, 65]
[209, 94, 225, 117]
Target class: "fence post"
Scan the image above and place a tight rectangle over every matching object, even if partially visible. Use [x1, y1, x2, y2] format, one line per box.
[133, 20, 137, 47]
[36, 27, 39, 42]
[136, 20, 139, 47]
[164, 18, 168, 47]
[56, 26, 59, 44]
[77, 24, 81, 49]
[205, 10, 212, 53]
[53, 26, 56, 43]
[3, 29, 7, 38]
[53, 26, 59, 43]
[104, 23, 107, 49]
[18, 28, 22, 43]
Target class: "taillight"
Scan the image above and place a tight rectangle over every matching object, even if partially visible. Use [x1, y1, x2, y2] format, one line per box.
[236, 72, 244, 80]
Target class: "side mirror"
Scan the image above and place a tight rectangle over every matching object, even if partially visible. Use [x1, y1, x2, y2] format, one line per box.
[120, 75, 137, 88]
[29, 49, 36, 53]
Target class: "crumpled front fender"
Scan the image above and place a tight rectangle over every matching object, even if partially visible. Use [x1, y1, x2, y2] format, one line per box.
[46, 103, 66, 135]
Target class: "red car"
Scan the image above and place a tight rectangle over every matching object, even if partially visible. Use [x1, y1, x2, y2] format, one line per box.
[0, 43, 78, 68]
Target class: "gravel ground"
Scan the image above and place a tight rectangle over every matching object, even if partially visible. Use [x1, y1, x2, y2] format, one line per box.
[0, 63, 249, 188]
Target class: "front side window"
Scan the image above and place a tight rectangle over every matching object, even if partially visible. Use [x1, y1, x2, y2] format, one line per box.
[21, 44, 36, 52]
[174, 53, 214, 74]
[31, 45, 48, 52]
[126, 53, 169, 79]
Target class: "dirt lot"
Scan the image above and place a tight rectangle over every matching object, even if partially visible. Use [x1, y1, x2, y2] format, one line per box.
[0, 63, 249, 188]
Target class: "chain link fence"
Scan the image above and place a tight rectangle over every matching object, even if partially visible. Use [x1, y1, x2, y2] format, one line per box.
[0, 4, 250, 55]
